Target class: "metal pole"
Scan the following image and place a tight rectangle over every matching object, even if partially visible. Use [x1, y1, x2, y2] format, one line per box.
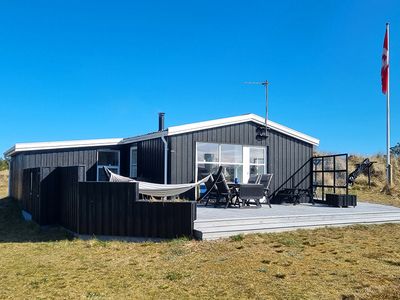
[262, 81, 269, 137]
[386, 23, 392, 186]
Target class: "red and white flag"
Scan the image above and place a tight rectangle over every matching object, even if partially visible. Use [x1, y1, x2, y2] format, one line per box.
[381, 27, 389, 94]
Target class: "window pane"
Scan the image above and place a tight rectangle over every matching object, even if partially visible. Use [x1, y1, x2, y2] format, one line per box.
[323, 157, 334, 170]
[131, 147, 137, 163]
[221, 144, 242, 163]
[250, 165, 265, 177]
[130, 165, 137, 178]
[197, 163, 219, 179]
[250, 147, 265, 165]
[197, 143, 219, 162]
[98, 151, 119, 166]
[222, 164, 243, 183]
[98, 167, 119, 181]
[130, 146, 137, 177]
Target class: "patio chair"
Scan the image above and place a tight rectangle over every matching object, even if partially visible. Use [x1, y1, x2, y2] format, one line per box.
[247, 175, 261, 184]
[202, 175, 218, 206]
[238, 184, 265, 207]
[215, 171, 240, 208]
[258, 174, 273, 208]
[198, 166, 223, 205]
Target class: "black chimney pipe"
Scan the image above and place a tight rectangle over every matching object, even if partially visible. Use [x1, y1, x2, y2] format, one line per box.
[158, 112, 165, 131]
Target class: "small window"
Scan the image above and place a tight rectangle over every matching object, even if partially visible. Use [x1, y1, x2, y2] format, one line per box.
[130, 146, 138, 178]
[97, 150, 120, 181]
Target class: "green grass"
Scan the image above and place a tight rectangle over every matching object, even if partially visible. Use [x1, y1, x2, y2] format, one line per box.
[1, 197, 400, 299]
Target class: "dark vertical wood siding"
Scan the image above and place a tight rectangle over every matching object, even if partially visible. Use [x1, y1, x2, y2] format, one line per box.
[20, 166, 85, 226]
[268, 130, 313, 195]
[9, 146, 120, 201]
[168, 121, 313, 198]
[121, 139, 165, 183]
[9, 140, 165, 201]
[58, 166, 86, 231]
[137, 138, 164, 183]
[9, 121, 314, 202]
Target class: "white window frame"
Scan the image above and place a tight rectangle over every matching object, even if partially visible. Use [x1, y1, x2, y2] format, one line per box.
[130, 145, 138, 178]
[97, 149, 120, 181]
[244, 146, 267, 182]
[195, 142, 267, 182]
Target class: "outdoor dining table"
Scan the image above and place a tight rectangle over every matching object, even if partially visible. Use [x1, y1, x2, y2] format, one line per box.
[227, 183, 261, 207]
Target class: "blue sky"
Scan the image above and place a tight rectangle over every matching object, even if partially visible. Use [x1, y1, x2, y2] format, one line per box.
[1, 0, 399, 155]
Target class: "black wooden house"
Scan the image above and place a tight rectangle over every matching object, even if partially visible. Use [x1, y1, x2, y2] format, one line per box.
[5, 113, 319, 201]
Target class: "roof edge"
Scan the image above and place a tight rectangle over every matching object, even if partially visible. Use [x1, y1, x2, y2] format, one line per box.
[4, 138, 124, 157]
[4, 113, 320, 156]
[121, 130, 167, 144]
[167, 113, 320, 146]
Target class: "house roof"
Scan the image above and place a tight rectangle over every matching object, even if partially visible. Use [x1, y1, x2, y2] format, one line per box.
[166, 114, 319, 145]
[4, 138, 124, 157]
[4, 113, 319, 156]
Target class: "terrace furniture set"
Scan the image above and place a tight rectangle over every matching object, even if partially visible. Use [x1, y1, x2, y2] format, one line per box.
[199, 166, 273, 208]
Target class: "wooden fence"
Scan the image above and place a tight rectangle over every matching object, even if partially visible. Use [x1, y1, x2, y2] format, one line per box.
[58, 166, 86, 232]
[21, 166, 196, 238]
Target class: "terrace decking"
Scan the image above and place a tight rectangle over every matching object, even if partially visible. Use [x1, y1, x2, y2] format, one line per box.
[194, 202, 400, 240]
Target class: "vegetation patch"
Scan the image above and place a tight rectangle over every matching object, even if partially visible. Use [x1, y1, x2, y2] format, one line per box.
[0, 170, 8, 198]
[347, 154, 399, 207]
[230, 234, 244, 242]
[1, 157, 400, 298]
[165, 271, 183, 281]
[1, 197, 400, 298]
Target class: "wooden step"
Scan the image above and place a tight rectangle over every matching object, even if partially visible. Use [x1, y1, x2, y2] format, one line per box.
[194, 211, 400, 240]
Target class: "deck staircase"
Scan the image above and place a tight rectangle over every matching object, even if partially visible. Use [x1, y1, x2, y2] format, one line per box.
[193, 210, 400, 240]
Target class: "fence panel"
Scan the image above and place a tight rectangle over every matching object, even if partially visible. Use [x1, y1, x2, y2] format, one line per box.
[77, 182, 196, 238]
[58, 166, 86, 232]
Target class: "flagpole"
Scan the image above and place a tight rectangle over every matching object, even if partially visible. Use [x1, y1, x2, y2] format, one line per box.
[386, 22, 392, 186]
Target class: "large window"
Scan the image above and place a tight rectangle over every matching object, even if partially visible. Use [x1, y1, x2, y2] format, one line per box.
[130, 146, 138, 178]
[97, 150, 120, 181]
[196, 142, 266, 183]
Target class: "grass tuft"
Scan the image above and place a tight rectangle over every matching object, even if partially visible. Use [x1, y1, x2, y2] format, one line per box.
[165, 271, 183, 281]
[230, 234, 244, 242]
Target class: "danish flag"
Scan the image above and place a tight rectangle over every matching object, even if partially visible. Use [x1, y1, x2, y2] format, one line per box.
[381, 28, 389, 94]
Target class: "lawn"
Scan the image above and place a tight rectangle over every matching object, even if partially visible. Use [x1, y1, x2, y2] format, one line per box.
[1, 197, 400, 300]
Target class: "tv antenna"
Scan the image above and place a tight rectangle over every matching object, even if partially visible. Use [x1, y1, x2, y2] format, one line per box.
[243, 80, 269, 139]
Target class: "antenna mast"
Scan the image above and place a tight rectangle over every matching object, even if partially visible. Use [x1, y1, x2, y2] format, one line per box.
[244, 80, 269, 138]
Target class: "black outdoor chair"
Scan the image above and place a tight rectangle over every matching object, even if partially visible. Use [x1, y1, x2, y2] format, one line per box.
[198, 166, 223, 205]
[215, 171, 240, 208]
[247, 175, 261, 184]
[238, 184, 265, 207]
[202, 174, 219, 206]
[258, 174, 273, 208]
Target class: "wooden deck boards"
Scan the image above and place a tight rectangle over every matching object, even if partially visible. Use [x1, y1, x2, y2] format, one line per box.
[194, 202, 400, 240]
